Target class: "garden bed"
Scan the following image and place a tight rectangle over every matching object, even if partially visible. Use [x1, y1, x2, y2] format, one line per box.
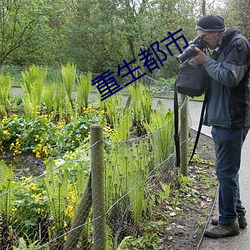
[0, 130, 217, 250]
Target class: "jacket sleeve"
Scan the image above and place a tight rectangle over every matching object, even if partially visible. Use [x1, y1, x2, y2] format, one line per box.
[203, 38, 250, 87]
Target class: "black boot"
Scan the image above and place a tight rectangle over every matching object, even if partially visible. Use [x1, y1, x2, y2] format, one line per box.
[204, 222, 240, 238]
[211, 214, 247, 229]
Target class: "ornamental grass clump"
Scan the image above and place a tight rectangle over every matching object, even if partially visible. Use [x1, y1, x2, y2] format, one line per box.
[0, 73, 12, 117]
[129, 84, 153, 135]
[76, 72, 92, 111]
[21, 65, 47, 118]
[144, 100, 175, 164]
[60, 63, 76, 104]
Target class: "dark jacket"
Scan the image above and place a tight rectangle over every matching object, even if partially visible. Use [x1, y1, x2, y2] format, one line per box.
[203, 26, 250, 128]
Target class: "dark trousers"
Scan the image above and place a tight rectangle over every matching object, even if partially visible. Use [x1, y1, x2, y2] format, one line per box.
[211, 126, 249, 225]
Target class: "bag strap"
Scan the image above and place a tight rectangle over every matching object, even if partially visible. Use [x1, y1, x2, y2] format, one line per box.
[174, 80, 180, 168]
[188, 91, 208, 164]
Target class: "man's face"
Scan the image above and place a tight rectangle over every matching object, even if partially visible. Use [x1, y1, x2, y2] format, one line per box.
[196, 30, 222, 49]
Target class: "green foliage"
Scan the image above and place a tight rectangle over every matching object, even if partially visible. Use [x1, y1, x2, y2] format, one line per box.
[144, 100, 175, 163]
[76, 72, 92, 110]
[103, 94, 124, 129]
[105, 136, 153, 227]
[0, 0, 53, 65]
[43, 85, 56, 113]
[12, 176, 48, 240]
[127, 143, 149, 224]
[114, 109, 132, 141]
[0, 77, 180, 248]
[0, 73, 12, 117]
[172, 190, 180, 210]
[117, 233, 163, 250]
[150, 77, 175, 96]
[21, 65, 47, 118]
[158, 182, 171, 203]
[43, 159, 68, 230]
[178, 172, 192, 189]
[129, 84, 153, 127]
[48, 63, 78, 122]
[0, 0, 235, 78]
[0, 109, 102, 157]
[13, 235, 47, 250]
[0, 161, 14, 222]
[0, 65, 25, 85]
[0, 115, 56, 156]
[61, 63, 76, 101]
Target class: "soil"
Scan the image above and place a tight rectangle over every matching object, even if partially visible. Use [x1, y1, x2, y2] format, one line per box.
[0, 152, 45, 180]
[158, 130, 217, 250]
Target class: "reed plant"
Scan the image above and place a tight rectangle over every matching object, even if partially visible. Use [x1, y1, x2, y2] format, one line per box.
[0, 161, 14, 222]
[0, 73, 12, 117]
[43, 158, 89, 233]
[129, 84, 153, 135]
[115, 109, 132, 141]
[43, 84, 56, 114]
[52, 82, 73, 122]
[141, 89, 153, 124]
[102, 94, 123, 128]
[43, 159, 69, 244]
[129, 84, 143, 125]
[127, 140, 150, 224]
[21, 65, 47, 118]
[144, 100, 174, 164]
[60, 63, 76, 103]
[105, 137, 153, 226]
[76, 72, 92, 112]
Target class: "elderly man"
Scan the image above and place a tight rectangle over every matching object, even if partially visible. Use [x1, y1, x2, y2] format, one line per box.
[192, 15, 250, 238]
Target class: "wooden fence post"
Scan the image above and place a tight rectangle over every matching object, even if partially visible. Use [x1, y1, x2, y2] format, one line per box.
[91, 124, 106, 250]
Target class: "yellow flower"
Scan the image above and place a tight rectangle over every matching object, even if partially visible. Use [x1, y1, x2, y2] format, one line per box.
[43, 147, 49, 157]
[71, 195, 76, 204]
[65, 205, 74, 218]
[36, 152, 41, 159]
[32, 193, 42, 201]
[14, 149, 22, 155]
[12, 207, 17, 212]
[100, 110, 106, 115]
[3, 130, 9, 135]
[26, 183, 37, 191]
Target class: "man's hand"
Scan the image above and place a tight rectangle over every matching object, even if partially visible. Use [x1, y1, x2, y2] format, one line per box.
[192, 47, 207, 64]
